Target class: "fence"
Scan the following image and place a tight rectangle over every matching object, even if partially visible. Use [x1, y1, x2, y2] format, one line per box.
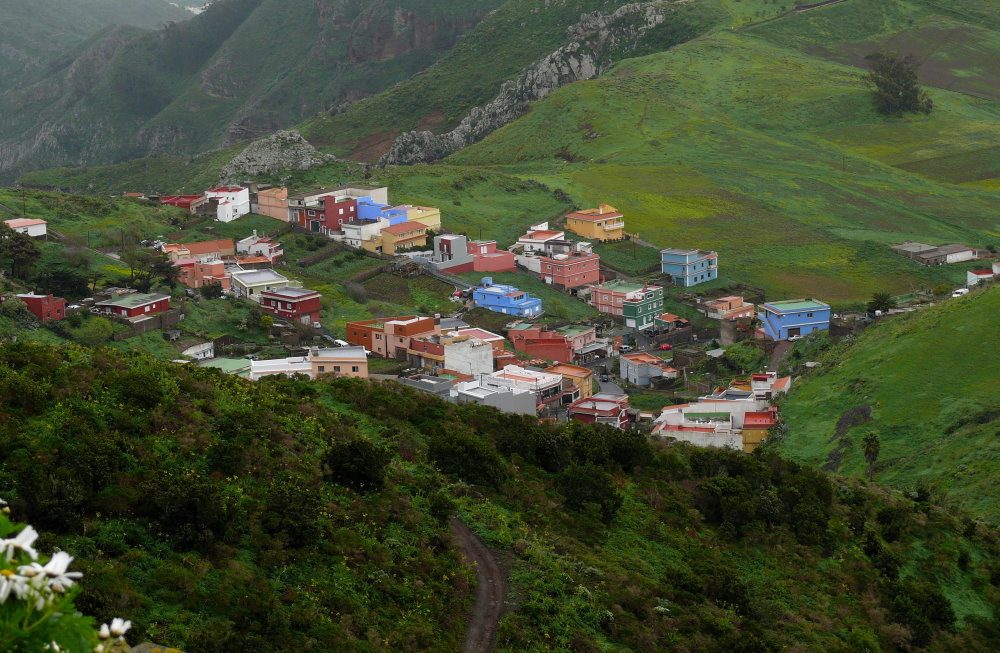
[111, 308, 185, 341]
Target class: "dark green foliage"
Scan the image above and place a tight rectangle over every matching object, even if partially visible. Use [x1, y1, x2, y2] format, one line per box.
[865, 50, 934, 116]
[867, 291, 897, 314]
[428, 429, 507, 488]
[887, 580, 956, 646]
[428, 489, 456, 526]
[555, 464, 622, 522]
[199, 281, 224, 299]
[322, 438, 392, 493]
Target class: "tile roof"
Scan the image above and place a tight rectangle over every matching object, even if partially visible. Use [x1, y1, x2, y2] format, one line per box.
[382, 222, 425, 236]
[4, 218, 46, 228]
[96, 292, 169, 309]
[181, 239, 234, 255]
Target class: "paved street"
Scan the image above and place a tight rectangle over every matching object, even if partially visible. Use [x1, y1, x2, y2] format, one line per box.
[599, 379, 625, 396]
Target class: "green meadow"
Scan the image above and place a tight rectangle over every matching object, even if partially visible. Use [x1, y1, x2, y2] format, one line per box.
[780, 285, 1000, 523]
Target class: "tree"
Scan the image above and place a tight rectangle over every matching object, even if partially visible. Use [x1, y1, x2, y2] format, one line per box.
[556, 463, 622, 523]
[862, 431, 881, 482]
[149, 254, 181, 288]
[323, 438, 391, 492]
[200, 282, 224, 299]
[0, 225, 41, 279]
[76, 317, 114, 347]
[867, 292, 897, 314]
[864, 50, 933, 116]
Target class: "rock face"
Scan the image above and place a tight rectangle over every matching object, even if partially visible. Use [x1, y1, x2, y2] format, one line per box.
[219, 130, 334, 183]
[380, 1, 676, 166]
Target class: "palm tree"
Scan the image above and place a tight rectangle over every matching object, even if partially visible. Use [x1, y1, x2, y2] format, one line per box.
[862, 431, 881, 482]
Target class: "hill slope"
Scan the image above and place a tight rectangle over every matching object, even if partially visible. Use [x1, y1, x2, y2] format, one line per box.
[0, 0, 189, 94]
[0, 0, 500, 182]
[440, 0, 1000, 301]
[780, 285, 1000, 523]
[2, 342, 1000, 650]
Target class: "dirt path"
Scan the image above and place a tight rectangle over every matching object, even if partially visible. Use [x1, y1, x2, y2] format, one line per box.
[769, 340, 792, 370]
[451, 517, 506, 653]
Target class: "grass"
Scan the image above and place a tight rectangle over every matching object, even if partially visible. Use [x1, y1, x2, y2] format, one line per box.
[592, 240, 662, 276]
[444, 18, 1000, 303]
[779, 284, 1000, 523]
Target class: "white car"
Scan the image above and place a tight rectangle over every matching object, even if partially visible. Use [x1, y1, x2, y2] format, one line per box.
[619, 345, 634, 352]
[952, 288, 970, 298]
[787, 335, 802, 342]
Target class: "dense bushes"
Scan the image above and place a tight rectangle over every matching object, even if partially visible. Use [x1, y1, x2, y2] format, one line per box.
[323, 438, 392, 492]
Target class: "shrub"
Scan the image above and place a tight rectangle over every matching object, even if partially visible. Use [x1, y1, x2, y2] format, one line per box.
[323, 438, 392, 493]
[429, 430, 507, 488]
[556, 464, 622, 523]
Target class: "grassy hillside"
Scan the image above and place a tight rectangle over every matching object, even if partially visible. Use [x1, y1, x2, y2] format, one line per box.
[0, 0, 188, 93]
[3, 341, 1000, 650]
[0, 0, 500, 182]
[442, 0, 1000, 302]
[780, 285, 1000, 523]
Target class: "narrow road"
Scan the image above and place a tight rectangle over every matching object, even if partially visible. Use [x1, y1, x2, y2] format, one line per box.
[769, 340, 792, 371]
[451, 517, 506, 653]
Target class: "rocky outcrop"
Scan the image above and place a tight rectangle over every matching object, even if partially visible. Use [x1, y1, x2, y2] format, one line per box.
[219, 130, 334, 183]
[380, 1, 677, 166]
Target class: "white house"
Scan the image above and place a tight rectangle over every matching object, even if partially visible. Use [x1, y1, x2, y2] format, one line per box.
[342, 218, 388, 249]
[967, 269, 995, 287]
[442, 333, 494, 377]
[181, 342, 215, 360]
[205, 186, 251, 222]
[516, 222, 568, 254]
[236, 230, 283, 263]
[4, 218, 47, 238]
[230, 268, 291, 299]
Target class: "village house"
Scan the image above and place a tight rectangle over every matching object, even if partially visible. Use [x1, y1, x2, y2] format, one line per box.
[529, 251, 601, 291]
[731, 371, 791, 401]
[967, 269, 995, 287]
[342, 219, 387, 249]
[473, 277, 543, 318]
[567, 393, 631, 429]
[425, 234, 516, 274]
[564, 205, 625, 242]
[256, 187, 289, 221]
[652, 397, 780, 453]
[180, 342, 215, 360]
[545, 363, 594, 400]
[378, 222, 427, 255]
[163, 239, 236, 262]
[404, 205, 442, 232]
[287, 186, 388, 226]
[347, 315, 441, 359]
[508, 323, 574, 363]
[249, 346, 369, 381]
[407, 332, 494, 377]
[160, 195, 207, 215]
[175, 259, 230, 290]
[661, 248, 718, 287]
[481, 364, 576, 411]
[759, 298, 830, 341]
[16, 293, 66, 322]
[589, 280, 664, 329]
[3, 218, 47, 238]
[260, 287, 322, 325]
[451, 381, 538, 416]
[653, 312, 689, 333]
[205, 186, 251, 222]
[702, 296, 754, 320]
[516, 223, 569, 253]
[94, 292, 170, 318]
[236, 231, 283, 263]
[230, 269, 291, 299]
[892, 241, 975, 266]
[620, 351, 679, 387]
[555, 324, 598, 352]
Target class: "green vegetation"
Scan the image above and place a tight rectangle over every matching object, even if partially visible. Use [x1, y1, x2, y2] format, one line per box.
[780, 285, 1000, 523]
[3, 342, 1000, 650]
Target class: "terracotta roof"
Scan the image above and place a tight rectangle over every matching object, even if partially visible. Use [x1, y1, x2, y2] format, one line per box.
[382, 222, 425, 236]
[208, 186, 244, 193]
[521, 230, 563, 240]
[970, 269, 994, 275]
[181, 239, 234, 255]
[4, 218, 46, 228]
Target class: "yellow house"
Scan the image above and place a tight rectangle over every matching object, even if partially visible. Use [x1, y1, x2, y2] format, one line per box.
[565, 204, 625, 242]
[545, 363, 595, 400]
[406, 205, 442, 232]
[379, 222, 428, 255]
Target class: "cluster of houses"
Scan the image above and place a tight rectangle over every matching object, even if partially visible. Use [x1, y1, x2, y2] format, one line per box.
[651, 371, 791, 452]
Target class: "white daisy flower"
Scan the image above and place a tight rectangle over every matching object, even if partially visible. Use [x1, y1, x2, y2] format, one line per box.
[1, 524, 39, 561]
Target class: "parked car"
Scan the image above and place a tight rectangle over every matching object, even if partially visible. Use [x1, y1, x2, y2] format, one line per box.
[952, 288, 970, 298]
[787, 335, 802, 342]
[619, 345, 634, 352]
[600, 373, 610, 382]
[658, 343, 672, 351]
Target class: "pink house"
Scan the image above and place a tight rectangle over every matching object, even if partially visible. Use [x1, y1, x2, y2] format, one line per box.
[176, 259, 231, 290]
[468, 240, 516, 272]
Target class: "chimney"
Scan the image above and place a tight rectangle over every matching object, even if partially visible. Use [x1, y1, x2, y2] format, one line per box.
[434, 313, 441, 326]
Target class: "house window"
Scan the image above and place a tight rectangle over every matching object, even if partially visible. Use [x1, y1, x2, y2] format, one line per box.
[351, 366, 359, 373]
[318, 365, 325, 372]
[308, 210, 316, 216]
[144, 305, 150, 312]
[339, 209, 344, 215]
[807, 313, 813, 318]
[333, 366, 341, 372]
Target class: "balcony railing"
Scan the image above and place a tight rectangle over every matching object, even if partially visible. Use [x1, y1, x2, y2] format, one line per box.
[603, 221, 626, 230]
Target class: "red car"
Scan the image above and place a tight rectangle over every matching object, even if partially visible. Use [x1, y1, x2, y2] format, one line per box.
[658, 343, 673, 351]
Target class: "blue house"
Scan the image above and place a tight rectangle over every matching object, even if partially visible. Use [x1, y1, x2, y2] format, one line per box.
[473, 277, 543, 318]
[760, 299, 830, 341]
[357, 197, 408, 225]
[661, 248, 718, 287]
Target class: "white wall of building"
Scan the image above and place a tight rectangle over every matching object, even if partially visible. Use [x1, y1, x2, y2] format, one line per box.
[444, 338, 493, 377]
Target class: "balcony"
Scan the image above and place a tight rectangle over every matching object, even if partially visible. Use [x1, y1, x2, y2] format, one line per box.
[602, 221, 626, 230]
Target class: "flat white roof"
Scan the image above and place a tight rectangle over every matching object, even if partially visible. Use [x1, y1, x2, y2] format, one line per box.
[232, 269, 288, 285]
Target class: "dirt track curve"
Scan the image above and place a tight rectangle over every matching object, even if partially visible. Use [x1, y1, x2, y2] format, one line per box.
[451, 517, 506, 653]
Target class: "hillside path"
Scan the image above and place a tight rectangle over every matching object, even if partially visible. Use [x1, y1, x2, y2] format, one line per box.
[451, 517, 506, 653]
[769, 340, 793, 370]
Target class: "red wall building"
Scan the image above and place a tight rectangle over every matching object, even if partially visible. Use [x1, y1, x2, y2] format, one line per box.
[16, 293, 67, 322]
[567, 394, 631, 430]
[508, 326, 574, 363]
[95, 293, 170, 318]
[294, 196, 358, 234]
[260, 287, 322, 325]
[538, 252, 601, 289]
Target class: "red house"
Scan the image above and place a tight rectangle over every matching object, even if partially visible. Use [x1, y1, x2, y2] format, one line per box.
[537, 251, 601, 289]
[160, 195, 207, 214]
[508, 325, 574, 363]
[16, 293, 67, 322]
[567, 393, 631, 430]
[260, 287, 322, 325]
[294, 196, 358, 234]
[94, 292, 170, 318]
